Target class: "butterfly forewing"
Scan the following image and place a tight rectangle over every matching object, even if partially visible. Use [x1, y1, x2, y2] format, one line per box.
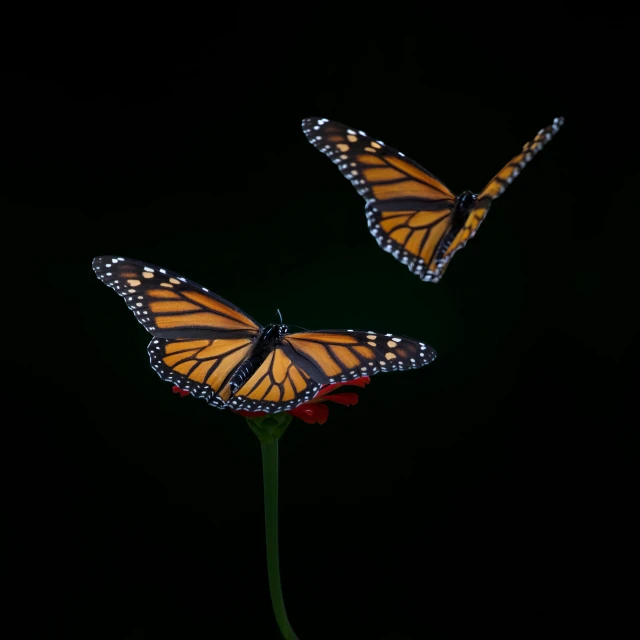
[92, 256, 261, 339]
[436, 117, 566, 269]
[286, 329, 436, 378]
[477, 117, 565, 203]
[302, 118, 455, 203]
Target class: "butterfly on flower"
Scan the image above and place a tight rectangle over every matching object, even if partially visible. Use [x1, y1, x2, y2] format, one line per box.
[92, 257, 437, 414]
[302, 116, 564, 282]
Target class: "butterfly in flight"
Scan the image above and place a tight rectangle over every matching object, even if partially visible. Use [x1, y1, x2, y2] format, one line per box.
[92, 257, 437, 413]
[302, 116, 564, 282]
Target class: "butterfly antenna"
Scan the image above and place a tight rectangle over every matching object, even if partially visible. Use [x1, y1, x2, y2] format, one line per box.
[287, 322, 310, 332]
[276, 308, 310, 331]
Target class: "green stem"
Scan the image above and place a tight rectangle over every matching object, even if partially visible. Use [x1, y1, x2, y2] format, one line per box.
[261, 439, 299, 640]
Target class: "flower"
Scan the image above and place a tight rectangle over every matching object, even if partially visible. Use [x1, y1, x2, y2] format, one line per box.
[172, 378, 371, 425]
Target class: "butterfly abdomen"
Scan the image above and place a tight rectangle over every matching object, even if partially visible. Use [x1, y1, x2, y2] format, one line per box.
[227, 324, 288, 393]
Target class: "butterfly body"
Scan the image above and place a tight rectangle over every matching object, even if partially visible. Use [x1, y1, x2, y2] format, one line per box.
[443, 190, 478, 251]
[227, 323, 288, 394]
[303, 117, 564, 282]
[93, 257, 437, 413]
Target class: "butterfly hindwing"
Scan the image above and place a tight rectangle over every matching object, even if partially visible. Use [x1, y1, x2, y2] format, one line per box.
[148, 337, 256, 408]
[368, 204, 456, 281]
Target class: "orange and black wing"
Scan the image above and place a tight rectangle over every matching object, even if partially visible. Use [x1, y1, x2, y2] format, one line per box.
[92, 256, 261, 408]
[228, 329, 437, 413]
[148, 337, 256, 407]
[92, 256, 261, 339]
[302, 117, 457, 281]
[436, 117, 565, 276]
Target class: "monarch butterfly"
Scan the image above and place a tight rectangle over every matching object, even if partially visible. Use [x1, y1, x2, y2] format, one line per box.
[92, 257, 437, 413]
[302, 117, 564, 282]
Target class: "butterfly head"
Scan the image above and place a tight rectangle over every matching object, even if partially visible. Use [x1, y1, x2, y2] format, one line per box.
[456, 190, 477, 209]
[451, 190, 477, 225]
[263, 323, 290, 342]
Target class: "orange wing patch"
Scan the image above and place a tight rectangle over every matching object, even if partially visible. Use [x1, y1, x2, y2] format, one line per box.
[380, 213, 412, 233]
[147, 289, 181, 299]
[404, 228, 428, 256]
[372, 179, 451, 202]
[288, 338, 343, 377]
[385, 156, 455, 198]
[149, 300, 201, 313]
[182, 291, 258, 328]
[154, 312, 255, 332]
[390, 227, 411, 244]
[327, 345, 361, 369]
[295, 332, 358, 345]
[362, 166, 407, 182]
[356, 153, 386, 166]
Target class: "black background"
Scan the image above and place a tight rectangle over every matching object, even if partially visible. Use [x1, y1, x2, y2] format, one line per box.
[5, 8, 637, 638]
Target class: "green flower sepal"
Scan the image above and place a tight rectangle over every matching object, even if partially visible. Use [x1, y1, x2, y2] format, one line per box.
[245, 412, 294, 444]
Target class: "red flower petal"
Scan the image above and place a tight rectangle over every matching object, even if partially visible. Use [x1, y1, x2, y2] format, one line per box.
[314, 376, 370, 398]
[306, 391, 359, 407]
[288, 403, 329, 425]
[172, 385, 190, 397]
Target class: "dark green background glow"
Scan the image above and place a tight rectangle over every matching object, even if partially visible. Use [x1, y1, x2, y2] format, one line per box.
[6, 12, 636, 639]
